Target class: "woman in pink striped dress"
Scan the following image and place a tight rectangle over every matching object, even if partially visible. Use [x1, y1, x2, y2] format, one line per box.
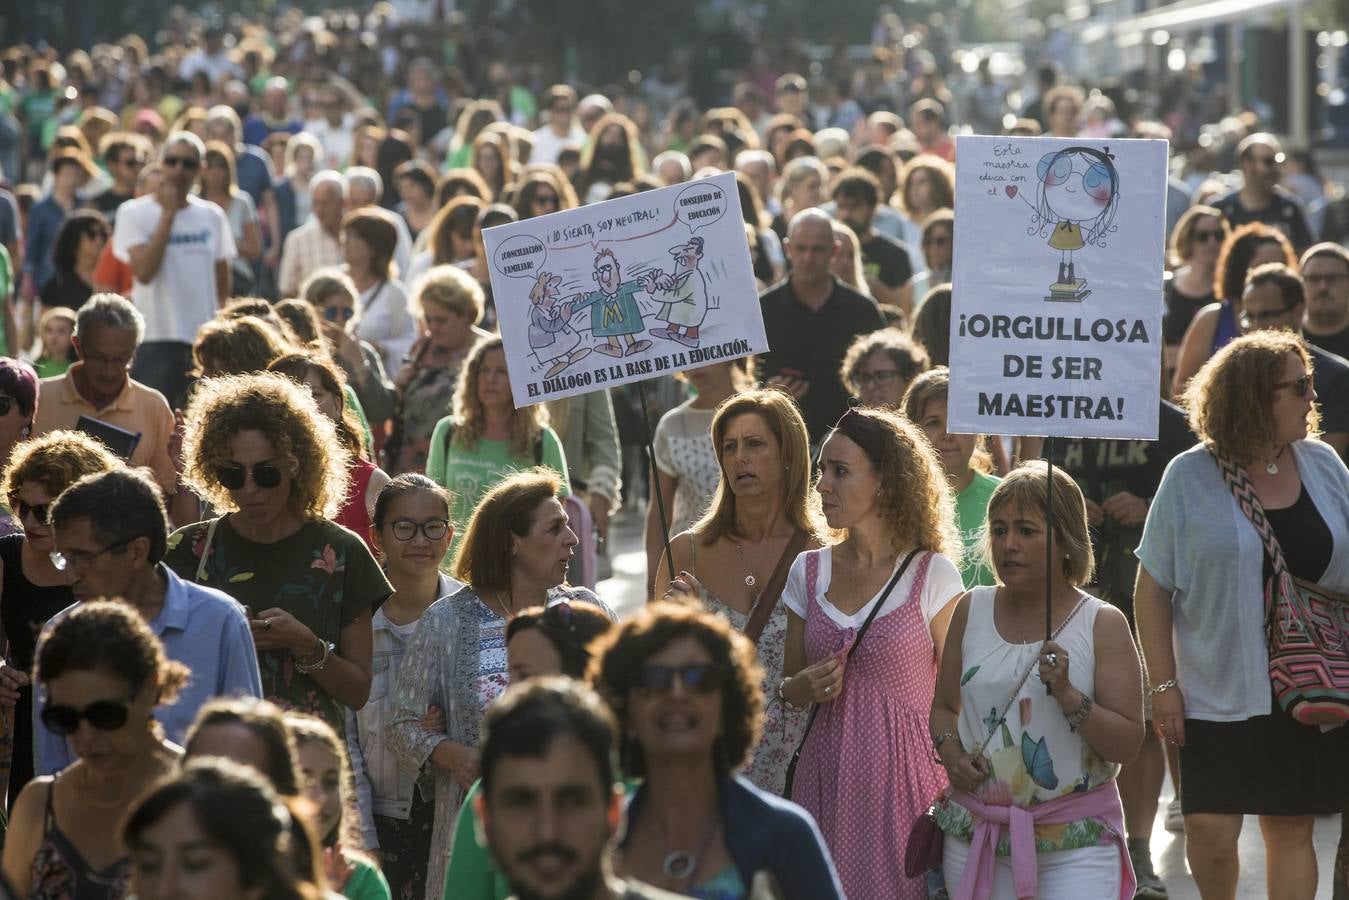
[779, 407, 966, 899]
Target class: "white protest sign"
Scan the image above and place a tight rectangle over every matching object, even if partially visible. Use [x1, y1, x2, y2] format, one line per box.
[947, 135, 1168, 440]
[483, 172, 766, 408]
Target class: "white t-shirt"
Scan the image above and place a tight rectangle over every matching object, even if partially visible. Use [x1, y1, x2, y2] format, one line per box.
[303, 116, 356, 170]
[530, 124, 586, 165]
[113, 195, 236, 344]
[355, 277, 416, 373]
[783, 546, 964, 629]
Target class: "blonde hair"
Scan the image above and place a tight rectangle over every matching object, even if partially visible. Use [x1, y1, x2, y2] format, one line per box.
[2, 429, 120, 507]
[1168, 205, 1228, 267]
[982, 462, 1095, 586]
[181, 373, 351, 519]
[412, 264, 485, 325]
[1183, 330, 1319, 464]
[451, 337, 549, 458]
[693, 389, 826, 545]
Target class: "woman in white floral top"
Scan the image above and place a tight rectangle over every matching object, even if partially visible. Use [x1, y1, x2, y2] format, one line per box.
[386, 468, 613, 900]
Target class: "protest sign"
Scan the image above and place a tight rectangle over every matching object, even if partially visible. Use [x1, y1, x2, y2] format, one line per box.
[483, 171, 766, 408]
[947, 136, 1168, 439]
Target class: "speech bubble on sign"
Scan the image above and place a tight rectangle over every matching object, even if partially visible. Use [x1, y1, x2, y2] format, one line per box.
[493, 234, 549, 279]
[675, 182, 727, 233]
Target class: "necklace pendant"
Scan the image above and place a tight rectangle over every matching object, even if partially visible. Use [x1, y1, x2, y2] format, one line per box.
[1266, 461, 1280, 475]
[745, 573, 756, 588]
[662, 850, 696, 880]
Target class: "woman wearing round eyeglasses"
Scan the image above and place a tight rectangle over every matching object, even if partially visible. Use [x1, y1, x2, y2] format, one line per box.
[0, 429, 119, 801]
[2, 601, 183, 899]
[840, 327, 930, 410]
[387, 469, 611, 900]
[163, 372, 391, 740]
[1136, 330, 1349, 897]
[590, 601, 844, 900]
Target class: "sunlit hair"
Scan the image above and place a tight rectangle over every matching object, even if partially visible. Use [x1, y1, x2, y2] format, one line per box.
[202, 139, 238, 194]
[577, 113, 642, 199]
[1183, 329, 1319, 464]
[218, 297, 301, 347]
[1215, 222, 1296, 305]
[192, 315, 290, 377]
[1168, 205, 1229, 267]
[300, 269, 359, 324]
[274, 299, 325, 349]
[425, 195, 484, 267]
[824, 406, 962, 561]
[512, 169, 578, 220]
[588, 601, 762, 779]
[37, 599, 188, 702]
[470, 129, 516, 199]
[900, 366, 993, 475]
[830, 221, 870, 297]
[268, 352, 367, 458]
[451, 336, 549, 457]
[507, 602, 615, 679]
[982, 462, 1094, 586]
[412, 264, 484, 325]
[840, 328, 930, 401]
[285, 713, 365, 855]
[181, 372, 351, 519]
[1, 429, 119, 509]
[185, 696, 302, 797]
[899, 154, 955, 218]
[453, 468, 562, 590]
[341, 208, 399, 280]
[693, 388, 826, 546]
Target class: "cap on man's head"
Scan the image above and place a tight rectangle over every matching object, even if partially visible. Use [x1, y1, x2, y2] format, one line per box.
[775, 74, 807, 95]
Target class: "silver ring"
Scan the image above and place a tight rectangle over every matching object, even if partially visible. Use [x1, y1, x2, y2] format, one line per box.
[824, 686, 832, 695]
[1045, 652, 1058, 667]
[263, 619, 272, 631]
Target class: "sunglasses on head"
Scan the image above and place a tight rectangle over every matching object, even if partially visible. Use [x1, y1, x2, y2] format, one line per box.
[634, 663, 721, 695]
[41, 697, 133, 736]
[216, 462, 283, 490]
[17, 500, 50, 525]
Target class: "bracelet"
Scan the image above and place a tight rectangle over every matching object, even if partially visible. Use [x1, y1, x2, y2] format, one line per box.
[777, 678, 803, 711]
[1149, 678, 1178, 697]
[1066, 694, 1094, 732]
[295, 640, 335, 674]
[932, 731, 961, 766]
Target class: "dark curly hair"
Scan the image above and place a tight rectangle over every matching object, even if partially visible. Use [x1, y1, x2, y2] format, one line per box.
[587, 601, 763, 779]
[1215, 222, 1295, 307]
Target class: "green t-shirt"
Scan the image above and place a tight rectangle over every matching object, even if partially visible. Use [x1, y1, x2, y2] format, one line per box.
[344, 383, 374, 454]
[955, 472, 1001, 587]
[33, 357, 70, 379]
[343, 853, 392, 900]
[425, 418, 570, 563]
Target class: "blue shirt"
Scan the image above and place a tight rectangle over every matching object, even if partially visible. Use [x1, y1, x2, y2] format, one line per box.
[233, 144, 275, 208]
[23, 195, 69, 290]
[35, 564, 263, 774]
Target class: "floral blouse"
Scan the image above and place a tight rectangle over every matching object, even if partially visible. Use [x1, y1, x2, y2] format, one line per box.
[164, 516, 392, 737]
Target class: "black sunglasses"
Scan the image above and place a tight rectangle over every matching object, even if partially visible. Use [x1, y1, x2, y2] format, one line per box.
[1274, 374, 1313, 399]
[1193, 229, 1224, 243]
[41, 697, 132, 735]
[217, 462, 283, 490]
[17, 500, 50, 525]
[323, 306, 355, 322]
[635, 663, 721, 695]
[162, 155, 200, 170]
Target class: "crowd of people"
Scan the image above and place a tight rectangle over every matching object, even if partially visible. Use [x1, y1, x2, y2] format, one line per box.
[0, 4, 1346, 900]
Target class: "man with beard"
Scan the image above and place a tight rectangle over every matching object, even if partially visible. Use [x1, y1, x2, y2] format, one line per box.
[477, 679, 681, 900]
[1213, 133, 1315, 253]
[830, 167, 912, 311]
[1300, 242, 1349, 359]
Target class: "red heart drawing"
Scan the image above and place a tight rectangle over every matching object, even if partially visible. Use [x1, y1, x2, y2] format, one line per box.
[1005, 186, 1018, 198]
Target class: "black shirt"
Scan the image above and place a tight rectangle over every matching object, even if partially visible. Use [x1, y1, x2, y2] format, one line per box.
[1162, 273, 1214, 346]
[90, 188, 133, 225]
[1306, 323, 1349, 362]
[1212, 187, 1315, 253]
[1309, 343, 1349, 437]
[859, 230, 913, 289]
[759, 276, 885, 443]
[37, 270, 93, 310]
[1264, 486, 1332, 583]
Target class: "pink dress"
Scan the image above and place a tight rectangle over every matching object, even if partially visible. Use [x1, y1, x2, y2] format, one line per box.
[790, 549, 950, 900]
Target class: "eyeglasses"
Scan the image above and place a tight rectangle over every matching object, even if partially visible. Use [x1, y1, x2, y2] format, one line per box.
[634, 663, 721, 696]
[388, 518, 450, 542]
[40, 696, 133, 735]
[49, 539, 129, 572]
[216, 462, 284, 490]
[1239, 305, 1299, 328]
[1305, 273, 1349, 288]
[1273, 374, 1313, 398]
[1193, 229, 1225, 243]
[120, 156, 146, 170]
[853, 370, 901, 388]
[322, 306, 355, 322]
[17, 500, 50, 525]
[162, 156, 200, 170]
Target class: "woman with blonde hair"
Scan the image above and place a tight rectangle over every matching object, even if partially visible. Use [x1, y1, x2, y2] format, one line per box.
[830, 219, 872, 299]
[932, 463, 1144, 899]
[1162, 206, 1229, 391]
[661, 388, 828, 795]
[388, 469, 610, 900]
[772, 156, 829, 239]
[163, 373, 391, 738]
[780, 406, 966, 898]
[898, 155, 956, 277]
[200, 141, 262, 290]
[1136, 330, 1349, 898]
[446, 100, 505, 170]
[426, 337, 568, 559]
[274, 131, 322, 251]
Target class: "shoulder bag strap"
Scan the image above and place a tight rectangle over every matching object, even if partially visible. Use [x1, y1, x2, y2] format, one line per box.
[744, 528, 811, 645]
[1210, 449, 1295, 587]
[850, 548, 922, 658]
[195, 516, 221, 584]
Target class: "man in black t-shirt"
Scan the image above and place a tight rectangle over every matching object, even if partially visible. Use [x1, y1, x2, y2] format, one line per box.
[830, 167, 912, 312]
[91, 133, 150, 227]
[1301, 243, 1349, 359]
[759, 209, 885, 445]
[1212, 134, 1315, 253]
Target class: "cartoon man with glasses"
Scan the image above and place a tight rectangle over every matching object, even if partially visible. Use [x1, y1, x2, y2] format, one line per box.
[564, 248, 653, 358]
[1032, 146, 1121, 302]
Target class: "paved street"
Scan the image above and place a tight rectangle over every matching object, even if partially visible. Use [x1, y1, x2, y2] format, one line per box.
[598, 506, 1344, 899]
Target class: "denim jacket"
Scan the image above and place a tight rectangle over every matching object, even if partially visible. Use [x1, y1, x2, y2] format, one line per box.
[348, 573, 461, 849]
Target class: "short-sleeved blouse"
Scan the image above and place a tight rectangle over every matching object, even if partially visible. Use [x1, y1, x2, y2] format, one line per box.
[652, 401, 719, 535]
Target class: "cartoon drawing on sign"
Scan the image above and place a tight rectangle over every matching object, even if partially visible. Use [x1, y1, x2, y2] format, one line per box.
[1031, 146, 1120, 303]
[527, 271, 591, 377]
[564, 248, 654, 358]
[644, 237, 711, 348]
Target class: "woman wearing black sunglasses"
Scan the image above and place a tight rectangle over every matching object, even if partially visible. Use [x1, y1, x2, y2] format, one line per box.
[589, 601, 843, 900]
[0, 430, 119, 804]
[2, 601, 184, 899]
[1136, 329, 1349, 898]
[163, 372, 391, 742]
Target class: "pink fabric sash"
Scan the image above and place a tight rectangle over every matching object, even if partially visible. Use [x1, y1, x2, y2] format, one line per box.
[950, 780, 1135, 900]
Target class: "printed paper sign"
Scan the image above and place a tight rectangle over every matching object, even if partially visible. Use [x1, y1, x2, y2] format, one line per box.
[948, 135, 1168, 439]
[483, 172, 766, 407]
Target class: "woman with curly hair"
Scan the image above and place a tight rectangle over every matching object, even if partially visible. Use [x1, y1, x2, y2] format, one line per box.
[897, 154, 956, 277]
[163, 372, 391, 738]
[659, 389, 827, 795]
[191, 314, 290, 377]
[0, 429, 119, 799]
[387, 469, 610, 900]
[779, 406, 965, 899]
[590, 601, 843, 898]
[1171, 222, 1296, 395]
[841, 327, 930, 410]
[426, 337, 568, 560]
